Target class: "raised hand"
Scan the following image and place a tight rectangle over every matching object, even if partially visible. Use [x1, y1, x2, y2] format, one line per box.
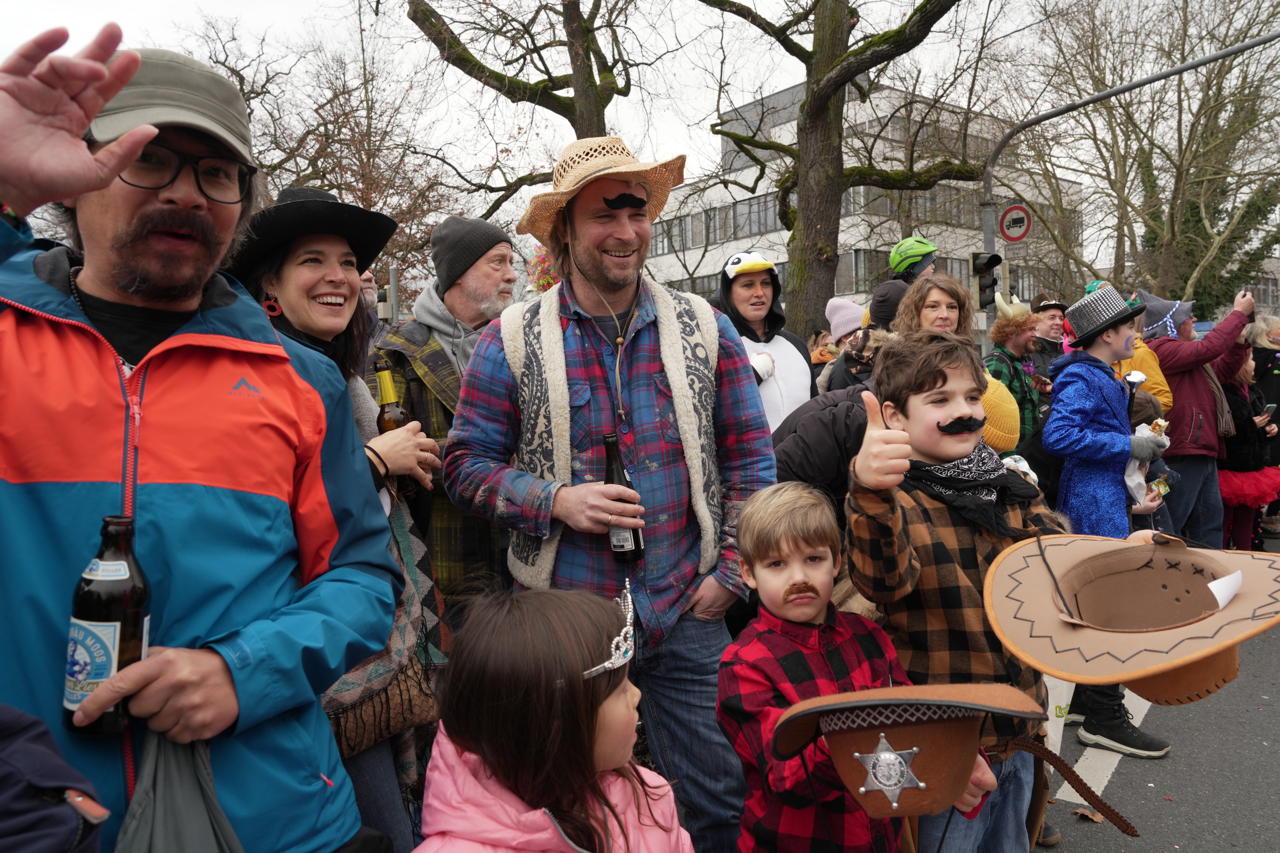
[0, 25, 157, 217]
[853, 390, 912, 490]
[1234, 290, 1255, 316]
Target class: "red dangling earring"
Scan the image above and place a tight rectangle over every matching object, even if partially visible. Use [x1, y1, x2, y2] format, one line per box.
[262, 296, 283, 317]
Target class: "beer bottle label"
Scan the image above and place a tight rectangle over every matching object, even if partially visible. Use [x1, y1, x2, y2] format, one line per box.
[63, 619, 120, 711]
[609, 525, 644, 552]
[82, 559, 130, 581]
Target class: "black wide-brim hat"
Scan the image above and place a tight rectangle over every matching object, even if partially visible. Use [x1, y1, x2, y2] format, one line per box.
[1064, 286, 1145, 345]
[228, 188, 397, 292]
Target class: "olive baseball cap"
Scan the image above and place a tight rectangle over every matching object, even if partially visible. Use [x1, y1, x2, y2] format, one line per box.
[89, 49, 254, 166]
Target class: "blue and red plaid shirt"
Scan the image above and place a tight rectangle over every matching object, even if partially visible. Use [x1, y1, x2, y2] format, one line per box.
[442, 280, 775, 641]
[717, 605, 911, 851]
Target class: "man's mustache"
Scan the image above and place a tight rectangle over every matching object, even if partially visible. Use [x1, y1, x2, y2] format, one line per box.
[937, 416, 987, 435]
[112, 208, 218, 253]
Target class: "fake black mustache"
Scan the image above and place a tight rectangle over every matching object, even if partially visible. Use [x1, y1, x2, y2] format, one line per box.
[603, 193, 647, 210]
[937, 416, 987, 435]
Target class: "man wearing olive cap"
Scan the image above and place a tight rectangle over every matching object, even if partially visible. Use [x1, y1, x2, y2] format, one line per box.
[0, 26, 398, 853]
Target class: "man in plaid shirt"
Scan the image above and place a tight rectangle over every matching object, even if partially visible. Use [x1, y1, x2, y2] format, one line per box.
[443, 137, 775, 851]
[718, 483, 993, 851]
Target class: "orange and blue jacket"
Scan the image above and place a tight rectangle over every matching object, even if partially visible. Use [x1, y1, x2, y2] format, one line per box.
[0, 221, 399, 852]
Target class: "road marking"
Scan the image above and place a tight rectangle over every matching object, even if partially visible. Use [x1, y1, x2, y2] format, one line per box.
[1054, 692, 1153, 803]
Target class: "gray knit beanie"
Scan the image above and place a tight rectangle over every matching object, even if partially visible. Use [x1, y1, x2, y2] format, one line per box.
[431, 216, 513, 295]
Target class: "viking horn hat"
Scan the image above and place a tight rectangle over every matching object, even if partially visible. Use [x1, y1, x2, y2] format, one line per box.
[984, 534, 1280, 705]
[772, 683, 1045, 818]
[995, 292, 1030, 319]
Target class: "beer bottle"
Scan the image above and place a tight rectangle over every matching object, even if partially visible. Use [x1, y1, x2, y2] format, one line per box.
[64, 516, 150, 734]
[373, 356, 408, 434]
[603, 433, 644, 563]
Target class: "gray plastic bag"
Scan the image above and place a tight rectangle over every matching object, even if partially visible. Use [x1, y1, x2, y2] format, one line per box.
[115, 731, 244, 853]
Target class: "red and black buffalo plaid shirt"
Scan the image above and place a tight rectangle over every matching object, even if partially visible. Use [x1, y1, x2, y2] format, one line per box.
[717, 605, 911, 852]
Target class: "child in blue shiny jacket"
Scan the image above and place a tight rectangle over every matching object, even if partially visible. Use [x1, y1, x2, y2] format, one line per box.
[1042, 286, 1173, 760]
[1044, 288, 1165, 538]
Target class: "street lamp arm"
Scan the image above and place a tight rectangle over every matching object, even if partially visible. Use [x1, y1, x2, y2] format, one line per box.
[980, 29, 1280, 253]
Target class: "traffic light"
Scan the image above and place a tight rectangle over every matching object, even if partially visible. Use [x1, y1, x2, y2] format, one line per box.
[972, 252, 1003, 309]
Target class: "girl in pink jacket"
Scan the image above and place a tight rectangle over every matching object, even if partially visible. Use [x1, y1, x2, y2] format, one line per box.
[414, 586, 693, 852]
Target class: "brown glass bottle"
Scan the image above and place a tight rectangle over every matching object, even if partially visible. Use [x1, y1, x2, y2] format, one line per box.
[63, 516, 150, 734]
[373, 356, 408, 434]
[603, 433, 644, 563]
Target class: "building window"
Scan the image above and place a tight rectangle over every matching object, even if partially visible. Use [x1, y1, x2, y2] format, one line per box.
[733, 194, 776, 238]
[706, 206, 732, 244]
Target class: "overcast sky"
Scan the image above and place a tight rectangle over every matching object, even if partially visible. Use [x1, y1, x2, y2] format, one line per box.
[6, 2, 324, 56]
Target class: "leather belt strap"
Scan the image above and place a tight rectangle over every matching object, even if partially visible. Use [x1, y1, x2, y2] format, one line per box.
[1011, 735, 1140, 837]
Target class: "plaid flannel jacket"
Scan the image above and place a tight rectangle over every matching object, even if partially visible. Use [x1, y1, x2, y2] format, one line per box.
[376, 323, 507, 595]
[846, 470, 1063, 747]
[717, 606, 909, 852]
[984, 346, 1041, 446]
[442, 281, 775, 642]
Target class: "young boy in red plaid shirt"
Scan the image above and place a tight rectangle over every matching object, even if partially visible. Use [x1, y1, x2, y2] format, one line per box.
[716, 481, 994, 852]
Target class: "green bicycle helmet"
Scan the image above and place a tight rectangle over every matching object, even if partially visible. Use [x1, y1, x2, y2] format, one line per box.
[888, 236, 938, 283]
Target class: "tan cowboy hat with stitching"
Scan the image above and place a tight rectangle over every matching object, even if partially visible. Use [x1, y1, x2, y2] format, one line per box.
[985, 534, 1280, 705]
[516, 136, 686, 247]
[772, 683, 1045, 818]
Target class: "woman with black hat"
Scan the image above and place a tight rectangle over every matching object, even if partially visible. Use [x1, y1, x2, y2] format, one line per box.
[231, 188, 442, 851]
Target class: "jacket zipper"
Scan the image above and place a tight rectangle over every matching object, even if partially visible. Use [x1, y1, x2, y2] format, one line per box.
[1, 298, 146, 516]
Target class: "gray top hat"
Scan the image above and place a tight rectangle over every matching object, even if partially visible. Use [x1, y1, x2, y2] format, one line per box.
[1065, 286, 1145, 346]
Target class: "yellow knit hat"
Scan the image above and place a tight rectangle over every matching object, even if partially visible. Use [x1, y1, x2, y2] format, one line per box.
[980, 374, 1021, 453]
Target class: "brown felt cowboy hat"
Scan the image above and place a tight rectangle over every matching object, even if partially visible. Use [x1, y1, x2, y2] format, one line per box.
[516, 137, 686, 248]
[772, 683, 1045, 818]
[984, 534, 1280, 706]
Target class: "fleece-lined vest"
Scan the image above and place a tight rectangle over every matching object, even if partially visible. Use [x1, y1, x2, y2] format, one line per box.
[499, 281, 722, 589]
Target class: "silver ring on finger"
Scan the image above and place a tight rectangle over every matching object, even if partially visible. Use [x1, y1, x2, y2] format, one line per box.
[607, 514, 614, 526]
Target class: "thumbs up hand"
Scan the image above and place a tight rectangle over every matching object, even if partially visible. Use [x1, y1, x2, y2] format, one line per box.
[854, 390, 913, 490]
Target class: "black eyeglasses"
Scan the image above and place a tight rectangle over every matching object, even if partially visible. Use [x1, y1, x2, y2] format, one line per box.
[117, 143, 256, 204]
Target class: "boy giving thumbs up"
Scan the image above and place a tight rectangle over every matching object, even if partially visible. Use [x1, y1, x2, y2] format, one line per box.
[845, 331, 1065, 852]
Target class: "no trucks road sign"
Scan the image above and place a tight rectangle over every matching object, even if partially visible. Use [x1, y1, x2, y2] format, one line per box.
[999, 204, 1032, 242]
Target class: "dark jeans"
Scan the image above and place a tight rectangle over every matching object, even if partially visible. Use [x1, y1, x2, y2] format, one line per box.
[1162, 455, 1223, 547]
[631, 612, 745, 852]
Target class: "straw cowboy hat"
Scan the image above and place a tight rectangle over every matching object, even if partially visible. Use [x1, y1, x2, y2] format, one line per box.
[984, 534, 1280, 706]
[772, 683, 1045, 819]
[516, 136, 686, 248]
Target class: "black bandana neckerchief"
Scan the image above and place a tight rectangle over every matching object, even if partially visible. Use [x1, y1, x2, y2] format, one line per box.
[902, 442, 1040, 537]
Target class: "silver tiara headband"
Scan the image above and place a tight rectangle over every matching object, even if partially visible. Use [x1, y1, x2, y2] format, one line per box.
[582, 580, 635, 679]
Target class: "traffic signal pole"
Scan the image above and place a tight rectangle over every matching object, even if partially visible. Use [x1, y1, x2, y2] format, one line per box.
[979, 29, 1280, 256]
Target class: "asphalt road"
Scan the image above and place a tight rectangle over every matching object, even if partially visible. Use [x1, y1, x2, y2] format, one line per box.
[1041, 598, 1280, 851]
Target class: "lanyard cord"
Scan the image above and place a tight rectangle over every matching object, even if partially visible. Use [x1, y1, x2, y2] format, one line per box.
[580, 278, 639, 424]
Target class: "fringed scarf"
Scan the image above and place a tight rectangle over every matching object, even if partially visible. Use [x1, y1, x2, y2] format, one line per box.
[902, 442, 1041, 537]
